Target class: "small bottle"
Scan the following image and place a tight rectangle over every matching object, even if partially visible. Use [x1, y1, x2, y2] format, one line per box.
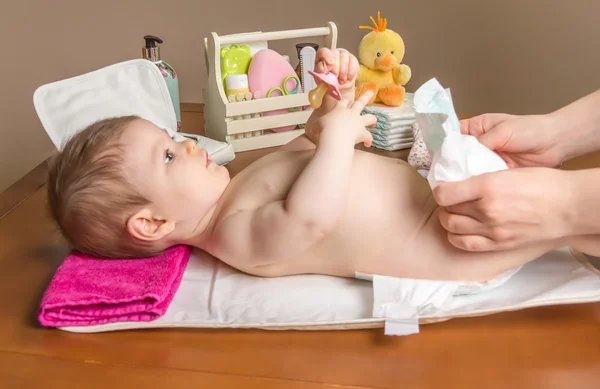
[142, 35, 181, 131]
[225, 74, 250, 102]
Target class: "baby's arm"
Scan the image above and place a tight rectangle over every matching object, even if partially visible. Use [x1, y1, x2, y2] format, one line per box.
[301, 48, 359, 147]
[213, 92, 375, 267]
[212, 111, 363, 267]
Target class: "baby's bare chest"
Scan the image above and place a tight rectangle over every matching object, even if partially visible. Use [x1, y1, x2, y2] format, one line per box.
[224, 150, 433, 231]
[224, 151, 311, 210]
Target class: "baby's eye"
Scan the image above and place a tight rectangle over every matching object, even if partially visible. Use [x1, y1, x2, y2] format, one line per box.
[391, 50, 394, 55]
[376, 52, 381, 57]
[164, 149, 174, 164]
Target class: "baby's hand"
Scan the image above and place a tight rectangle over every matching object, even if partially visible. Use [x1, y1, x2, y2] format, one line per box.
[309, 89, 376, 147]
[314, 48, 358, 92]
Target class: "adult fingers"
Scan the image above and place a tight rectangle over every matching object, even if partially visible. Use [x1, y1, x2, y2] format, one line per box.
[459, 116, 485, 136]
[432, 175, 489, 207]
[439, 208, 486, 236]
[460, 114, 512, 138]
[447, 233, 504, 252]
[444, 200, 485, 222]
[477, 124, 512, 152]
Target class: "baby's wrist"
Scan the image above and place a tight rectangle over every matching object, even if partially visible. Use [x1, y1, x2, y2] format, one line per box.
[339, 85, 356, 103]
[318, 124, 355, 148]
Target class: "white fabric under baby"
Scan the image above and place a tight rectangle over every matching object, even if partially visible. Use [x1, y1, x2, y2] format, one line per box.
[413, 78, 508, 188]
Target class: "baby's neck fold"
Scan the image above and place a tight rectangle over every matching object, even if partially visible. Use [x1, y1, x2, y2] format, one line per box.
[181, 201, 221, 251]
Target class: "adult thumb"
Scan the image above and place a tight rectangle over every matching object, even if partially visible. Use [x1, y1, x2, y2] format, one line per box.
[477, 126, 510, 152]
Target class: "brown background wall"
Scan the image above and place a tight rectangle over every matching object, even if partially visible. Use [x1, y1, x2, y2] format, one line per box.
[1, 0, 599, 192]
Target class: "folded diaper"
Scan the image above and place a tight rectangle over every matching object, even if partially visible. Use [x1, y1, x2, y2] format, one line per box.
[362, 95, 417, 151]
[412, 78, 508, 188]
[370, 129, 412, 143]
[38, 245, 191, 327]
[371, 140, 414, 151]
[362, 97, 417, 123]
[370, 129, 413, 150]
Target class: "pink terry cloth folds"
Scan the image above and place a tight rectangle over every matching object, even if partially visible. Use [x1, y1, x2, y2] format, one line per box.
[38, 245, 192, 327]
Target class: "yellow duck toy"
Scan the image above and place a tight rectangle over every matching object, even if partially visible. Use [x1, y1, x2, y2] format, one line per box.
[356, 12, 412, 107]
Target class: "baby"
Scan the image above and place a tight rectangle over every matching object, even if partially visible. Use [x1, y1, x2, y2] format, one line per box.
[46, 49, 593, 283]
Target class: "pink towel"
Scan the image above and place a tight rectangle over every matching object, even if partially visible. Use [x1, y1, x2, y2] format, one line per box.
[38, 245, 192, 327]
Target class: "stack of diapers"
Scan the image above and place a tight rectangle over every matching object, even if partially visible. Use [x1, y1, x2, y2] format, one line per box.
[34, 60, 600, 336]
[361, 95, 417, 151]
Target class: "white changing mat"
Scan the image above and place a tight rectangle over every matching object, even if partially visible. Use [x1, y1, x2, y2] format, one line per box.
[60, 247, 600, 335]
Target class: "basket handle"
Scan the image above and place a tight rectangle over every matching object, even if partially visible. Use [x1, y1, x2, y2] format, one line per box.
[219, 22, 337, 45]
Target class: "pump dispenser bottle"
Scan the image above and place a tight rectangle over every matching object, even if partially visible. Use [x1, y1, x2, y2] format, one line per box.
[142, 35, 181, 131]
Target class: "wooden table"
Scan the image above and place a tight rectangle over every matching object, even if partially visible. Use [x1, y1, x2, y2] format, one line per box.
[0, 104, 599, 388]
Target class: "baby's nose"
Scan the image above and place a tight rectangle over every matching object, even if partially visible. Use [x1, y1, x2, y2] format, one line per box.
[184, 140, 197, 155]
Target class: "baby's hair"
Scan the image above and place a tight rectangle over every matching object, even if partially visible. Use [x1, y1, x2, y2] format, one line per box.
[47, 116, 162, 259]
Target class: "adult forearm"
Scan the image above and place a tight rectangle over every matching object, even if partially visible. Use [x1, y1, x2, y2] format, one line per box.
[284, 130, 354, 231]
[568, 168, 600, 236]
[550, 89, 600, 162]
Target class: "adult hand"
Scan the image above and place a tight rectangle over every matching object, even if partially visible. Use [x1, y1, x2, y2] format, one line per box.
[461, 113, 564, 168]
[432, 167, 576, 252]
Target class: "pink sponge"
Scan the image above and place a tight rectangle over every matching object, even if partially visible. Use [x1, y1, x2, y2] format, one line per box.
[248, 49, 303, 132]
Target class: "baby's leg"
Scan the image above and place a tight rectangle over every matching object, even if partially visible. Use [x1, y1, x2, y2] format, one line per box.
[416, 205, 570, 282]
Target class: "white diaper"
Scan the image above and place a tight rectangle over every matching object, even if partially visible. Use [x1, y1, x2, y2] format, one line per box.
[356, 265, 520, 297]
[354, 264, 522, 335]
[413, 78, 508, 188]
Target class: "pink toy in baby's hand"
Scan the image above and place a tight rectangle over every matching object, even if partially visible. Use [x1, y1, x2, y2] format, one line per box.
[308, 60, 342, 109]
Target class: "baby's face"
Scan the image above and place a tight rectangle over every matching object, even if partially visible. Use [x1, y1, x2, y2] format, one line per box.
[120, 119, 230, 231]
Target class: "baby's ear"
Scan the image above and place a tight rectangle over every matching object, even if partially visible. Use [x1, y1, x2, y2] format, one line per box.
[126, 208, 174, 242]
